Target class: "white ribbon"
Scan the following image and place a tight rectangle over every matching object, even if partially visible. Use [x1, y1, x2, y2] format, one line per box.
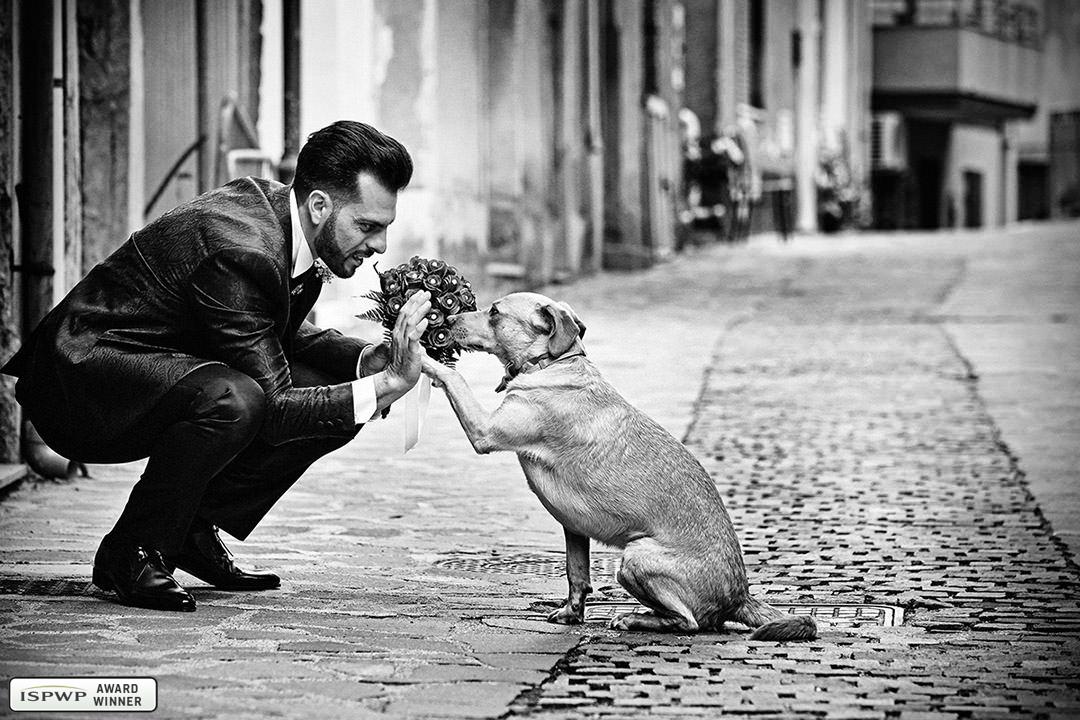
[403, 374, 432, 452]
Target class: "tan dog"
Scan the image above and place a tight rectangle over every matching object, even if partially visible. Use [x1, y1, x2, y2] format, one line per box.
[422, 292, 815, 639]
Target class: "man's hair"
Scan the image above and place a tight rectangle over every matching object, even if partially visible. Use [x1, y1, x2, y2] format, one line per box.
[292, 120, 413, 201]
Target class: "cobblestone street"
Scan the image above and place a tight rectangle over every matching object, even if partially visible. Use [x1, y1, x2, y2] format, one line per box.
[2, 222, 1078, 719]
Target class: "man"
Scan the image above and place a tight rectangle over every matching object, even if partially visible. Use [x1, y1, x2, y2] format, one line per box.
[1, 121, 432, 612]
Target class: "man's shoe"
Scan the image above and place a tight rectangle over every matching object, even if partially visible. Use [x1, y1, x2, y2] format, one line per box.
[167, 524, 280, 591]
[92, 539, 196, 612]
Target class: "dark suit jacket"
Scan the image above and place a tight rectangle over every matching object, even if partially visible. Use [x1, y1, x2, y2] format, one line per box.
[2, 177, 370, 447]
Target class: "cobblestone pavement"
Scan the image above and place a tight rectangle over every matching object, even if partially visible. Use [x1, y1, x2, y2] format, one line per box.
[2, 223, 1078, 718]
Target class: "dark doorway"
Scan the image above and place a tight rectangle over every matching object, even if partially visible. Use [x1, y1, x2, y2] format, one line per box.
[962, 170, 983, 228]
[914, 158, 943, 229]
[749, 0, 765, 109]
[1018, 161, 1049, 220]
[906, 120, 949, 229]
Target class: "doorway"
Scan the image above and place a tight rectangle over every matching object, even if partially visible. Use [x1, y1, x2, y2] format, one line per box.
[907, 120, 949, 229]
[962, 169, 983, 228]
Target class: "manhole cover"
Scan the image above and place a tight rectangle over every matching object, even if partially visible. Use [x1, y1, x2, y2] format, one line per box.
[0, 577, 96, 597]
[583, 601, 903, 628]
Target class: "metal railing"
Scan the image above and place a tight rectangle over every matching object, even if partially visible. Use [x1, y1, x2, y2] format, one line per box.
[143, 95, 273, 220]
[871, 0, 1042, 48]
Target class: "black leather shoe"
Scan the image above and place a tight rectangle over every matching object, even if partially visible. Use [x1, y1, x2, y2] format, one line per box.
[167, 524, 280, 591]
[92, 538, 196, 612]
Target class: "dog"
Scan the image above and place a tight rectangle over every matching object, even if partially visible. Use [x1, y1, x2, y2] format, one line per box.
[421, 292, 815, 639]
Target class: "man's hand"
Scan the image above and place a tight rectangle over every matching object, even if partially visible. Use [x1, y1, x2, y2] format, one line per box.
[359, 342, 391, 377]
[373, 291, 431, 410]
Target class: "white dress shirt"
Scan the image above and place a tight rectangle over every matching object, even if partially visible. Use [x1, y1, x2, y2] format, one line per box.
[289, 190, 380, 425]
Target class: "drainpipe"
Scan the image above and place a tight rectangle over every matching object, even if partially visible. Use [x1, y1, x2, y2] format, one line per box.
[23, 422, 88, 480]
[17, 0, 54, 336]
[16, 0, 86, 480]
[794, 0, 820, 233]
[280, 0, 300, 184]
[586, 0, 604, 274]
[195, 0, 213, 191]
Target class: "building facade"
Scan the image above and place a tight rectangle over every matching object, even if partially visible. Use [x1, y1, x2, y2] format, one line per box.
[868, 0, 1078, 230]
[682, 0, 873, 235]
[1017, 0, 1080, 220]
[11, 1, 1065, 472]
[0, 0, 695, 469]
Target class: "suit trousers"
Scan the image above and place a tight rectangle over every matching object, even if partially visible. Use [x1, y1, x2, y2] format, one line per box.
[38, 361, 357, 554]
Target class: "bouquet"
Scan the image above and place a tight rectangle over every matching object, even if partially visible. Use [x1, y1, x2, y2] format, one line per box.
[358, 256, 477, 365]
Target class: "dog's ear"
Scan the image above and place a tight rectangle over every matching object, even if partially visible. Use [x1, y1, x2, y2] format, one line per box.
[539, 300, 586, 358]
[557, 301, 586, 340]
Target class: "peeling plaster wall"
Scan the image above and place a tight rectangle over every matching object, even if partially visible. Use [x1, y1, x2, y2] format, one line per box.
[302, 1, 628, 328]
[313, 0, 562, 330]
[77, 0, 130, 270]
[0, 0, 20, 462]
[683, 0, 719, 139]
[307, 0, 494, 329]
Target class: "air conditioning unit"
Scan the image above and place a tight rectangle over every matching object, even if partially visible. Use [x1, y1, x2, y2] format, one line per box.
[871, 112, 908, 171]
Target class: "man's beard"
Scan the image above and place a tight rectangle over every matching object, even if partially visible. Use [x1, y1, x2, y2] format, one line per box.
[313, 209, 351, 278]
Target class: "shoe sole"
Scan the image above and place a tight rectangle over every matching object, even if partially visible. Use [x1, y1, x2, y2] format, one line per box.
[91, 566, 114, 591]
[92, 567, 197, 612]
[170, 562, 280, 591]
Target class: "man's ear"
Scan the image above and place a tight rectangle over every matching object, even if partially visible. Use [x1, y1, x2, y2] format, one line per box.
[539, 300, 586, 358]
[306, 190, 334, 227]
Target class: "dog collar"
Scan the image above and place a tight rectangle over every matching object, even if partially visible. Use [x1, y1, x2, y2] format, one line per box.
[495, 347, 587, 393]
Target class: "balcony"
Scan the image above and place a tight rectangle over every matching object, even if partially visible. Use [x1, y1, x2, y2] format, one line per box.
[871, 0, 1042, 123]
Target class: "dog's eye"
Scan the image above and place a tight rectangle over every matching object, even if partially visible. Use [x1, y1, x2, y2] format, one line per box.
[489, 305, 499, 317]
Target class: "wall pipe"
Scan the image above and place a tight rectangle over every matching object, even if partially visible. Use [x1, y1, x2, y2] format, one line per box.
[23, 421, 88, 480]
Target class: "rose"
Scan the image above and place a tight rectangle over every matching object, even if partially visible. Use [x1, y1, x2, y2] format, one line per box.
[426, 326, 453, 349]
[360, 256, 478, 364]
[425, 308, 446, 327]
[437, 292, 461, 313]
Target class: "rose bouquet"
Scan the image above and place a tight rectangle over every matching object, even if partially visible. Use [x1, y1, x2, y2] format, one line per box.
[358, 256, 477, 365]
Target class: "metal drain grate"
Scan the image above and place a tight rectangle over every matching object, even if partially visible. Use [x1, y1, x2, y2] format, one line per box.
[437, 556, 904, 628]
[781, 603, 904, 627]
[581, 601, 903, 628]
[435, 552, 621, 577]
[580, 601, 903, 628]
[0, 577, 97, 597]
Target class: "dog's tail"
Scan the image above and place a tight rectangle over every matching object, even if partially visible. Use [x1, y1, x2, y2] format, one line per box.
[732, 595, 817, 641]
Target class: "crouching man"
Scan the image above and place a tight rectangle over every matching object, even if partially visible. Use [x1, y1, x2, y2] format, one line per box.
[1, 121, 432, 611]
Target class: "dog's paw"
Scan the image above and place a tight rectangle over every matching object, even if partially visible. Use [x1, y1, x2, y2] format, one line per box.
[547, 603, 585, 625]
